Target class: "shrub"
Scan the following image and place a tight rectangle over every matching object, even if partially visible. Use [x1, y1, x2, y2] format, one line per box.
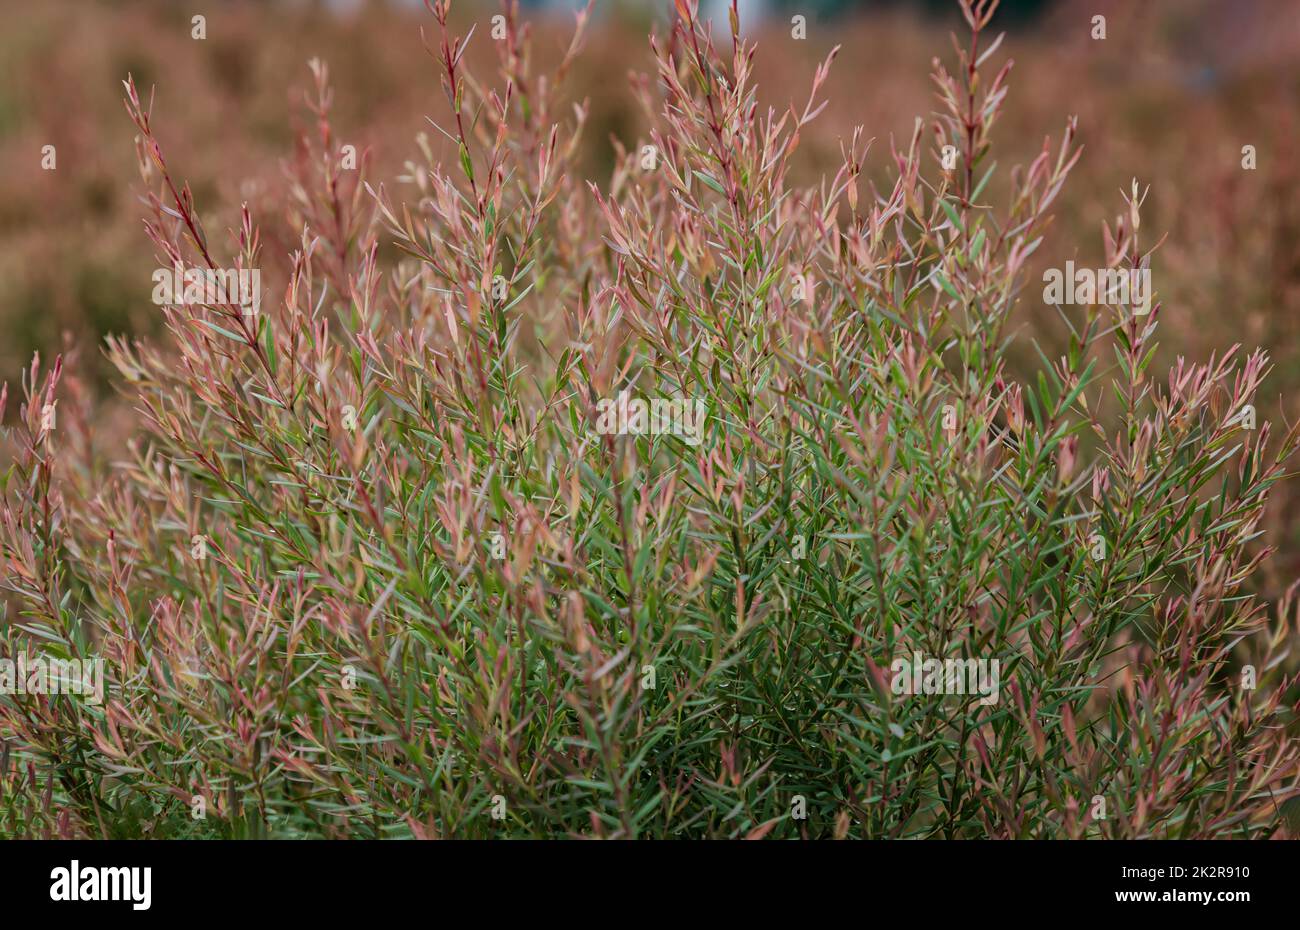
[2, 0, 1297, 839]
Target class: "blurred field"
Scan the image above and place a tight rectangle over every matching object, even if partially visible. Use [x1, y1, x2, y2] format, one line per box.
[2, 0, 1299, 576]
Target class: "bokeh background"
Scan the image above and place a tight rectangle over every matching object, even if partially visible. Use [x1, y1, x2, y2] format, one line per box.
[2, 0, 1299, 582]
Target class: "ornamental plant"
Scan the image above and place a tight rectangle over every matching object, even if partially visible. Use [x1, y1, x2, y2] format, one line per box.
[2, 0, 1297, 839]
